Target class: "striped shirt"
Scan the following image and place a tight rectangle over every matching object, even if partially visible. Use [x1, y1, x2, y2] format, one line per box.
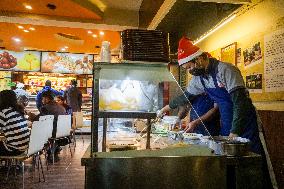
[0, 107, 30, 151]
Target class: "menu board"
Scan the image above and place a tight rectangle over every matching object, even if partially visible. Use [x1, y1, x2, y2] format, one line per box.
[0, 50, 41, 71]
[41, 52, 93, 74]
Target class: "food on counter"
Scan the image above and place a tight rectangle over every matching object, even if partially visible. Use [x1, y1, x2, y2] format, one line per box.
[169, 142, 190, 148]
[0, 51, 17, 69]
[17, 53, 40, 71]
[183, 133, 203, 140]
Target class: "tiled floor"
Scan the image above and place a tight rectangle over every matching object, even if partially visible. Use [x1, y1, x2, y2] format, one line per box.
[0, 135, 90, 189]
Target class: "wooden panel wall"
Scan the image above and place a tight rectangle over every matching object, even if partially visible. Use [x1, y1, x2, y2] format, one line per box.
[258, 110, 284, 189]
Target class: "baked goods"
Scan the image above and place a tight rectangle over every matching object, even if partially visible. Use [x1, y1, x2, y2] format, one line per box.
[0, 51, 17, 69]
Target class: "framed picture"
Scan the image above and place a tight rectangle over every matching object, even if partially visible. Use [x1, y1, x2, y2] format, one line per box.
[221, 42, 237, 66]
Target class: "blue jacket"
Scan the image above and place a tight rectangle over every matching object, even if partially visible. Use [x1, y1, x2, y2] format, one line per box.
[36, 86, 63, 110]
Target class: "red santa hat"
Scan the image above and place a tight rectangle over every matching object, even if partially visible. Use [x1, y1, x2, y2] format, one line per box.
[178, 37, 203, 66]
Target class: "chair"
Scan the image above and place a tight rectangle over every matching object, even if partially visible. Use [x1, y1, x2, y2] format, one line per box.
[50, 115, 72, 164]
[0, 121, 47, 188]
[72, 112, 85, 147]
[39, 115, 54, 169]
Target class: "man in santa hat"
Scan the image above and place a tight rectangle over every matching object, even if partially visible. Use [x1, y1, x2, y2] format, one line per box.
[158, 37, 262, 154]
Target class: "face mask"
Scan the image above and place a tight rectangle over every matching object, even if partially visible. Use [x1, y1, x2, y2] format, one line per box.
[189, 67, 206, 76]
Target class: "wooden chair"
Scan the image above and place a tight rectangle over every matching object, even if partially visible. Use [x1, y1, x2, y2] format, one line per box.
[0, 121, 47, 188]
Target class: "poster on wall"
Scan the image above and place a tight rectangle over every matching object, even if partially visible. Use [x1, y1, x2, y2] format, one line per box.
[41, 52, 93, 74]
[245, 73, 262, 93]
[264, 29, 284, 92]
[236, 48, 242, 66]
[0, 50, 41, 71]
[243, 41, 262, 68]
[221, 42, 236, 65]
[179, 67, 187, 91]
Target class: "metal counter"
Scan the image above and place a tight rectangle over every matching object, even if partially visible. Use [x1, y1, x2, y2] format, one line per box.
[81, 145, 263, 189]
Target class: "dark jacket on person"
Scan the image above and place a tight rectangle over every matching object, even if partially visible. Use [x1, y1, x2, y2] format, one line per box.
[40, 101, 66, 138]
[36, 86, 63, 110]
[64, 86, 82, 112]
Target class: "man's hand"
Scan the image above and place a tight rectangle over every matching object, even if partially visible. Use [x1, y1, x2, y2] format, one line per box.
[228, 133, 238, 140]
[156, 105, 171, 118]
[184, 120, 198, 133]
[156, 109, 165, 118]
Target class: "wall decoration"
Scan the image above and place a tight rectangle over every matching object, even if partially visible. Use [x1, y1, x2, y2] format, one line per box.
[264, 28, 284, 92]
[0, 50, 41, 71]
[41, 52, 93, 74]
[243, 41, 262, 68]
[221, 42, 237, 65]
[246, 73, 262, 93]
[236, 48, 242, 66]
[179, 67, 187, 91]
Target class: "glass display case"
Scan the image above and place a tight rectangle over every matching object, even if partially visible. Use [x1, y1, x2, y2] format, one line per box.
[83, 62, 263, 189]
[90, 62, 180, 153]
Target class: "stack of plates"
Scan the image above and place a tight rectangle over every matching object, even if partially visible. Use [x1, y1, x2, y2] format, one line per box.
[121, 29, 169, 62]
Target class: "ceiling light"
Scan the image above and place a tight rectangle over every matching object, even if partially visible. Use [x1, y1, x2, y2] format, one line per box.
[61, 48, 66, 51]
[29, 27, 35, 31]
[23, 30, 29, 33]
[193, 14, 236, 45]
[92, 34, 97, 38]
[87, 31, 93, 34]
[18, 26, 24, 29]
[13, 38, 21, 42]
[25, 5, 32, 10]
[64, 46, 69, 49]
[99, 31, 104, 35]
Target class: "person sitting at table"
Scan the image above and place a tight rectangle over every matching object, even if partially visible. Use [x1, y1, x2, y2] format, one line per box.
[0, 90, 30, 156]
[55, 95, 72, 115]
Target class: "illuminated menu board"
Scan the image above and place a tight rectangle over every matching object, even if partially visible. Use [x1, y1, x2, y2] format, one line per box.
[41, 52, 93, 74]
[0, 50, 41, 71]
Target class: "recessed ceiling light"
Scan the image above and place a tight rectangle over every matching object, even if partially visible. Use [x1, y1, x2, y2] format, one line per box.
[25, 5, 32, 10]
[64, 46, 69, 49]
[23, 29, 29, 33]
[29, 27, 35, 31]
[92, 34, 97, 38]
[87, 31, 92, 34]
[99, 31, 104, 35]
[18, 26, 24, 29]
[61, 48, 66, 51]
[13, 38, 21, 42]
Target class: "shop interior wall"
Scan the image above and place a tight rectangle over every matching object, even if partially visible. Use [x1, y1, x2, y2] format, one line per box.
[197, 0, 284, 111]
[197, 1, 284, 186]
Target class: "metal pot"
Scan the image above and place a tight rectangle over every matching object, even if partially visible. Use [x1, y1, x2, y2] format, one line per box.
[208, 136, 250, 156]
[223, 142, 249, 156]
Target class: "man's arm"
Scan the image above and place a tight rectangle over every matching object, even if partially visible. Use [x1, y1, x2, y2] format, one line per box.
[157, 91, 195, 117]
[185, 103, 219, 132]
[169, 91, 195, 109]
[230, 88, 253, 136]
[35, 92, 42, 110]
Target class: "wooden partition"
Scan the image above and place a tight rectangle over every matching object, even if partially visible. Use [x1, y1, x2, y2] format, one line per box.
[258, 110, 284, 189]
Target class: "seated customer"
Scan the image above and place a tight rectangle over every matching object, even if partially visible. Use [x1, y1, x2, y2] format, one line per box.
[39, 91, 66, 138]
[0, 90, 30, 156]
[55, 95, 72, 115]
